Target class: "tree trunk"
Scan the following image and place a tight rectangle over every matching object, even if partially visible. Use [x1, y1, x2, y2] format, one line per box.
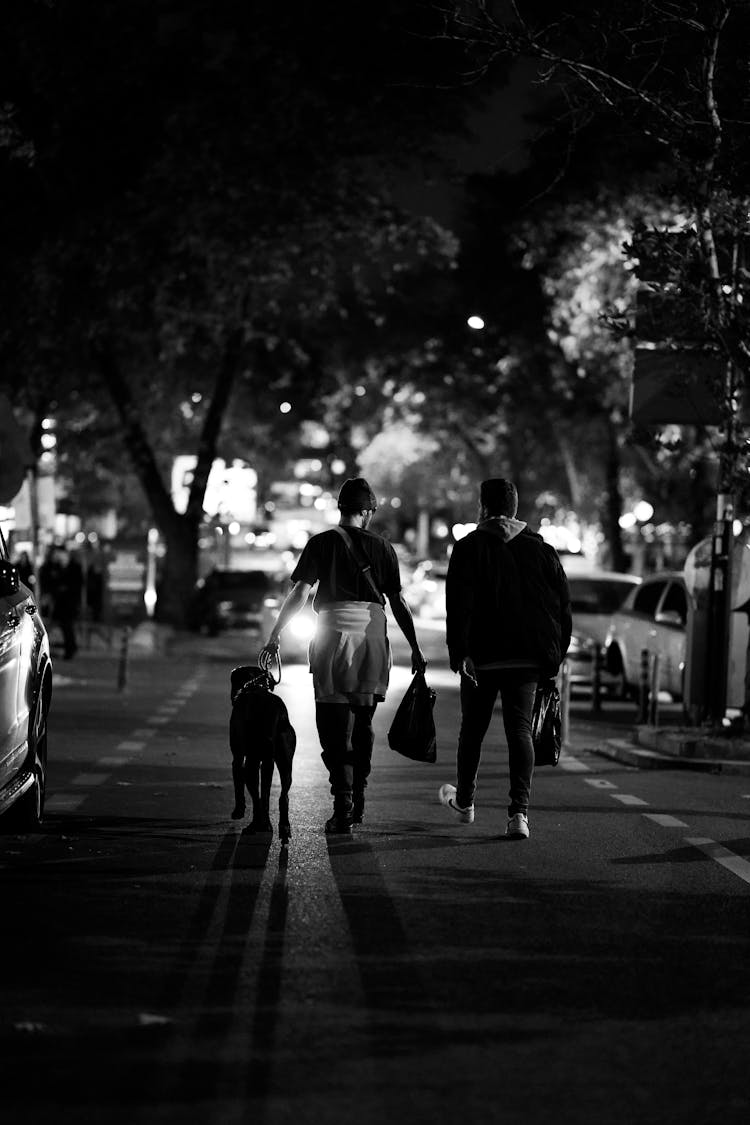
[601, 418, 629, 572]
[157, 508, 200, 627]
[94, 329, 244, 627]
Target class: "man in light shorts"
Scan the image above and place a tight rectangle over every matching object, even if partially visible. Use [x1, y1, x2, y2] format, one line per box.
[260, 477, 426, 834]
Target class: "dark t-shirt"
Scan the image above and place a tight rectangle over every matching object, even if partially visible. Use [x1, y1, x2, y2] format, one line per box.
[291, 527, 401, 611]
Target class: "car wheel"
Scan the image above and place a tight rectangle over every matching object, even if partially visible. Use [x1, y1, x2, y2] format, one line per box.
[606, 646, 630, 701]
[12, 698, 48, 830]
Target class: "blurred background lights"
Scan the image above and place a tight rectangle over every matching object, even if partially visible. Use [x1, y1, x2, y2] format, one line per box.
[279, 401, 292, 414]
[467, 315, 485, 330]
[633, 500, 654, 522]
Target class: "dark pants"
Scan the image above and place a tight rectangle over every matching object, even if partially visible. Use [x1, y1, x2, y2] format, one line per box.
[456, 669, 538, 817]
[316, 700, 377, 801]
[56, 613, 78, 659]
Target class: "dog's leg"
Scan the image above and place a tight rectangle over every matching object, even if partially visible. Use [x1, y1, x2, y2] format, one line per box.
[229, 722, 246, 820]
[231, 761, 247, 819]
[246, 752, 273, 834]
[277, 766, 292, 843]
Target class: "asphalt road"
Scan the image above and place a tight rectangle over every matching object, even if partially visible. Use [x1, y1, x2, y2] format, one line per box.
[1, 622, 749, 1125]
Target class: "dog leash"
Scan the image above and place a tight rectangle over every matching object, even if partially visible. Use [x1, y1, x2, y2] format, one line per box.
[258, 647, 282, 685]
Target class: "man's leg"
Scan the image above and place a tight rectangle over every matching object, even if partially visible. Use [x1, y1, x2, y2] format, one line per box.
[350, 702, 377, 823]
[455, 671, 500, 808]
[498, 672, 538, 818]
[315, 702, 354, 830]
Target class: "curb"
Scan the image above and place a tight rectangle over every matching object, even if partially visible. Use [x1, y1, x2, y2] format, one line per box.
[589, 737, 750, 776]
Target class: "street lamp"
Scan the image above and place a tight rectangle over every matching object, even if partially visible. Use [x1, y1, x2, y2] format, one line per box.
[467, 315, 485, 330]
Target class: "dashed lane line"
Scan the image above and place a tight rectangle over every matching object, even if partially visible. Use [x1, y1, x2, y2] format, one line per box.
[559, 753, 590, 772]
[72, 772, 109, 787]
[45, 794, 86, 812]
[643, 813, 689, 828]
[37, 671, 207, 819]
[685, 838, 750, 886]
[610, 793, 649, 807]
[568, 753, 750, 887]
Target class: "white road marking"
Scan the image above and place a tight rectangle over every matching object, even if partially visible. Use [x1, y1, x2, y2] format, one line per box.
[643, 813, 689, 828]
[584, 778, 618, 789]
[686, 837, 750, 886]
[133, 729, 155, 739]
[72, 773, 109, 786]
[559, 755, 590, 772]
[117, 740, 146, 752]
[45, 794, 86, 811]
[156, 706, 181, 716]
[98, 756, 129, 767]
[611, 793, 649, 807]
[146, 716, 169, 725]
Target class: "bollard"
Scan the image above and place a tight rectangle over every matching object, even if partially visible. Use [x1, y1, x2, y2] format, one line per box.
[590, 642, 602, 714]
[117, 626, 130, 692]
[637, 648, 650, 723]
[559, 660, 571, 751]
[648, 652, 661, 727]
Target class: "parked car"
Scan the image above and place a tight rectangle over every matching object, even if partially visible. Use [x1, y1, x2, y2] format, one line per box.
[565, 572, 641, 694]
[187, 568, 283, 637]
[0, 530, 52, 829]
[605, 571, 688, 700]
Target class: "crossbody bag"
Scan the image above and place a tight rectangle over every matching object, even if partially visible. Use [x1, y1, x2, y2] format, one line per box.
[331, 525, 386, 606]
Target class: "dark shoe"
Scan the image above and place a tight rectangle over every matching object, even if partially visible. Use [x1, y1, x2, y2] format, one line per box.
[231, 802, 246, 821]
[351, 793, 365, 825]
[325, 813, 352, 835]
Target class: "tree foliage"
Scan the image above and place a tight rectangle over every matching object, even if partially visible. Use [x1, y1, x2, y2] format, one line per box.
[0, 0, 482, 621]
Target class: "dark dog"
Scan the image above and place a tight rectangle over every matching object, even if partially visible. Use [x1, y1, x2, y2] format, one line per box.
[229, 665, 296, 842]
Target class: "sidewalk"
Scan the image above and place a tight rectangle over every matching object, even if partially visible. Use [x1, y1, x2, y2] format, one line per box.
[581, 719, 750, 777]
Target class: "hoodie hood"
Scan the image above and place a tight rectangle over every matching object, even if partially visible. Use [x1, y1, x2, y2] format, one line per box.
[477, 516, 527, 543]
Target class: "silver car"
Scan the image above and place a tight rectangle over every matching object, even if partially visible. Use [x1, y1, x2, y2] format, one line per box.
[605, 572, 687, 699]
[565, 572, 641, 694]
[0, 530, 53, 828]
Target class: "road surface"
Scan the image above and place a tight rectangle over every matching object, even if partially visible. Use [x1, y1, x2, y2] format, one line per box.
[1, 624, 748, 1124]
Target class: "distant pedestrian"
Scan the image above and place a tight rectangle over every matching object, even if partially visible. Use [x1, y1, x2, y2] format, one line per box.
[260, 477, 426, 834]
[52, 547, 84, 659]
[14, 550, 35, 590]
[440, 478, 571, 839]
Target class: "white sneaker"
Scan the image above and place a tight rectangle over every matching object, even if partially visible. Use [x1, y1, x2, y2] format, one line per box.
[506, 813, 530, 839]
[438, 783, 475, 824]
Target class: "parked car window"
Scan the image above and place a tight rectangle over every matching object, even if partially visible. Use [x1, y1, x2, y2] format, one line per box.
[632, 580, 668, 618]
[568, 578, 638, 615]
[660, 580, 687, 623]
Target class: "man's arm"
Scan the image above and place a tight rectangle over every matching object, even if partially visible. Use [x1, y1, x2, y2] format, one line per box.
[445, 546, 474, 674]
[262, 580, 313, 651]
[386, 591, 427, 674]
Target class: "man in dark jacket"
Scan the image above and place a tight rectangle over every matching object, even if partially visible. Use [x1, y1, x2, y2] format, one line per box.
[440, 478, 571, 839]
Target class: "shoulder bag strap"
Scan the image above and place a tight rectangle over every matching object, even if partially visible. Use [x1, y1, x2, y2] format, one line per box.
[331, 525, 386, 606]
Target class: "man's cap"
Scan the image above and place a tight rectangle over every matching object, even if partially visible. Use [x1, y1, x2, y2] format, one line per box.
[338, 477, 378, 511]
[480, 478, 518, 516]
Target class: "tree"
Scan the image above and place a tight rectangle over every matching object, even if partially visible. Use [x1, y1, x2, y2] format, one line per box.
[1, 1, 480, 622]
[435, 1, 750, 477]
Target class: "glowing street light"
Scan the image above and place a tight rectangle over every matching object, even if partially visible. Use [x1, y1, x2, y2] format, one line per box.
[467, 315, 485, 330]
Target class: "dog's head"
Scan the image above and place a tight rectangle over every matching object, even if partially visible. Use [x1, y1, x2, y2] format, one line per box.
[230, 664, 274, 705]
